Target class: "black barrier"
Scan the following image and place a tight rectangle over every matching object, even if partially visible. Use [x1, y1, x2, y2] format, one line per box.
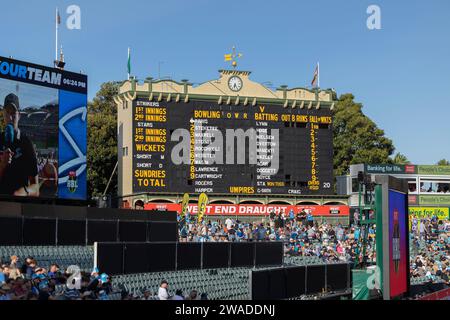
[22, 204, 56, 218]
[88, 220, 118, 244]
[148, 222, 178, 242]
[176, 243, 202, 270]
[230, 242, 255, 268]
[306, 265, 326, 294]
[255, 242, 283, 267]
[53, 206, 87, 220]
[87, 207, 120, 220]
[23, 218, 56, 245]
[0, 201, 177, 246]
[285, 266, 306, 297]
[269, 268, 287, 300]
[57, 219, 86, 245]
[251, 270, 270, 300]
[147, 211, 177, 222]
[0, 217, 22, 245]
[124, 243, 149, 274]
[94, 241, 286, 275]
[119, 221, 147, 242]
[326, 264, 349, 292]
[96, 243, 124, 275]
[203, 243, 230, 269]
[148, 243, 176, 272]
[250, 264, 349, 300]
[0, 201, 178, 222]
[0, 202, 21, 217]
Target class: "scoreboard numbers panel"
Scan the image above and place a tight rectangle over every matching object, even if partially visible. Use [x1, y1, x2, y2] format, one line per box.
[132, 99, 333, 195]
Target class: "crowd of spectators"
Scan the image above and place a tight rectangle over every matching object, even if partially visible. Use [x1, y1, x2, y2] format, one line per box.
[178, 210, 377, 265]
[0, 258, 113, 300]
[0, 255, 211, 301]
[1, 210, 447, 300]
[179, 210, 449, 281]
[410, 216, 450, 284]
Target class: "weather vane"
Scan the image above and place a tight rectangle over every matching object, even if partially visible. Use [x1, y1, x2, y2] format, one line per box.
[224, 46, 243, 69]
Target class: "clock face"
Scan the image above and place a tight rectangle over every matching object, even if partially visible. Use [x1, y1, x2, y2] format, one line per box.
[228, 76, 243, 92]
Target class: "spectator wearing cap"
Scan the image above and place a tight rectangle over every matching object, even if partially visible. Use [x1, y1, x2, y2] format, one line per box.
[158, 280, 171, 300]
[99, 273, 112, 294]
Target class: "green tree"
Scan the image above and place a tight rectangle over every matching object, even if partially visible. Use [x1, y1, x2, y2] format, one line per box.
[392, 152, 410, 165]
[333, 94, 395, 176]
[437, 159, 450, 166]
[87, 81, 122, 198]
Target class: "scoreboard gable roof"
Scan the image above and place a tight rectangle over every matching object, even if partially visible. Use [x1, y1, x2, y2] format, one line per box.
[117, 69, 336, 107]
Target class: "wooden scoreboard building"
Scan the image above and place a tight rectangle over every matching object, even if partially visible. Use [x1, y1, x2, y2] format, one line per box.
[115, 62, 348, 220]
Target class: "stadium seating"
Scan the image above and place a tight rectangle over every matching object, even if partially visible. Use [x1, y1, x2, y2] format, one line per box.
[112, 268, 252, 300]
[0, 246, 94, 272]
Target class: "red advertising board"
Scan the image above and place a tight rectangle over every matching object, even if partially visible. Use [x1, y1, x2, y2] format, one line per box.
[144, 203, 349, 216]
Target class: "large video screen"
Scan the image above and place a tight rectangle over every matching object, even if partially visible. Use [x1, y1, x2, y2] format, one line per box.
[0, 56, 87, 200]
[132, 98, 333, 195]
[388, 189, 408, 298]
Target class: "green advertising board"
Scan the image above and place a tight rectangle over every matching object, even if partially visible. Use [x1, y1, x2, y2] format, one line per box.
[417, 165, 450, 175]
[419, 195, 450, 206]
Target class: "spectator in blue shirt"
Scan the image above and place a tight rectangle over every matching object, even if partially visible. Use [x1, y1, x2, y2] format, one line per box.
[0, 267, 6, 284]
[289, 209, 295, 221]
[306, 212, 314, 227]
[354, 227, 361, 240]
[47, 264, 60, 279]
[257, 224, 266, 241]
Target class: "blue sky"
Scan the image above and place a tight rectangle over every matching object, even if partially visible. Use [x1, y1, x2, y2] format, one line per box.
[1, 0, 449, 164]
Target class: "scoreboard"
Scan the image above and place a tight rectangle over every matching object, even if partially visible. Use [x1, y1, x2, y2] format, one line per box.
[132, 98, 334, 195]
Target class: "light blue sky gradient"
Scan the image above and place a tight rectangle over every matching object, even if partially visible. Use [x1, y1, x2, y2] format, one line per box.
[1, 0, 449, 164]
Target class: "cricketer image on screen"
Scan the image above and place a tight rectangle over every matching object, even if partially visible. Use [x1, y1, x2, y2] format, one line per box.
[388, 189, 408, 298]
[0, 56, 87, 200]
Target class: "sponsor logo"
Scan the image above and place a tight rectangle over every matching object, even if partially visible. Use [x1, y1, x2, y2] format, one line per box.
[67, 171, 78, 193]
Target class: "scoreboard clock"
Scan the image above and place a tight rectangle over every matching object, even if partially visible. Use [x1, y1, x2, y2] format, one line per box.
[228, 76, 243, 92]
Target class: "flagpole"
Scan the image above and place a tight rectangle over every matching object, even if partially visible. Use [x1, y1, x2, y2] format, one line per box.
[318, 62, 320, 88]
[55, 8, 58, 64]
[127, 47, 130, 80]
